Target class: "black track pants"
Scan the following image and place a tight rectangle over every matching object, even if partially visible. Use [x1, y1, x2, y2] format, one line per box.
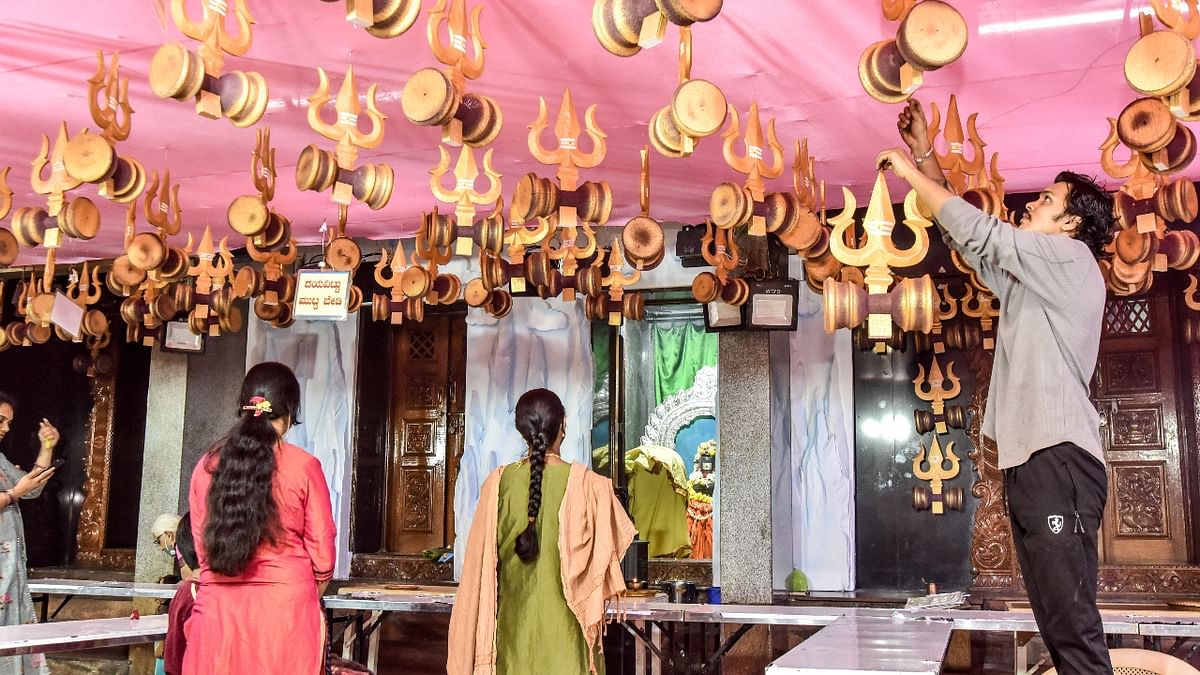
[1004, 443, 1113, 675]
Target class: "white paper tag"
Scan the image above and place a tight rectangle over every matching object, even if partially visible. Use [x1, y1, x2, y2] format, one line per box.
[50, 293, 84, 338]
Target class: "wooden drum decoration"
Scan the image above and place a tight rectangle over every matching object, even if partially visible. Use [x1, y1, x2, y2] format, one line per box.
[149, 43, 269, 127]
[914, 405, 966, 435]
[62, 131, 145, 203]
[295, 145, 394, 210]
[510, 173, 610, 225]
[592, 0, 723, 57]
[622, 216, 665, 271]
[823, 274, 935, 336]
[401, 69, 503, 148]
[860, 0, 967, 103]
[356, 0, 423, 39]
[1125, 27, 1196, 98]
[896, 1, 968, 72]
[12, 197, 100, 246]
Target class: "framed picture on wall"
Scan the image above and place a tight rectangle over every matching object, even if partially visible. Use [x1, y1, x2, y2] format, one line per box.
[160, 321, 205, 354]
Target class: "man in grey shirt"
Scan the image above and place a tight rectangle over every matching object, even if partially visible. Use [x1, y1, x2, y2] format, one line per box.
[879, 101, 1116, 675]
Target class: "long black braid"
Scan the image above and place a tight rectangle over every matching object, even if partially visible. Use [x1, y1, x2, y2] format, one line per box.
[513, 388, 565, 562]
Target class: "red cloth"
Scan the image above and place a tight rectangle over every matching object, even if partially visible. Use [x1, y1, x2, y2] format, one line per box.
[164, 578, 197, 675]
[183, 442, 336, 675]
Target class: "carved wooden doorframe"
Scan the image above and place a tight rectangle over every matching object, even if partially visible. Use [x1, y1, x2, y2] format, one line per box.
[75, 347, 135, 570]
[968, 295, 1200, 595]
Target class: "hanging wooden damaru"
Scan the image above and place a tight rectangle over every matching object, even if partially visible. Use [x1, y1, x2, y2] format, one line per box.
[401, 69, 462, 126]
[1117, 98, 1176, 154]
[296, 145, 340, 192]
[622, 216, 665, 270]
[775, 205, 823, 253]
[126, 232, 167, 271]
[671, 79, 727, 139]
[1160, 229, 1200, 270]
[895, 0, 968, 71]
[486, 288, 512, 318]
[511, 173, 560, 223]
[859, 39, 910, 104]
[479, 253, 509, 291]
[157, 246, 190, 282]
[233, 266, 266, 299]
[709, 182, 752, 229]
[1156, 177, 1199, 223]
[63, 132, 146, 202]
[0, 229, 18, 267]
[525, 249, 554, 288]
[691, 271, 719, 303]
[325, 236, 362, 272]
[475, 206, 505, 255]
[149, 43, 269, 127]
[1141, 123, 1196, 175]
[592, 0, 723, 57]
[227, 195, 272, 237]
[12, 197, 101, 246]
[1125, 27, 1196, 97]
[364, 0, 423, 39]
[577, 264, 605, 297]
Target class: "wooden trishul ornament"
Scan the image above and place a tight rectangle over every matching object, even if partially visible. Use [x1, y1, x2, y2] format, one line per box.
[528, 90, 606, 195]
[31, 123, 83, 218]
[721, 101, 784, 208]
[171, 0, 255, 77]
[823, 172, 935, 339]
[429, 144, 502, 237]
[912, 436, 963, 515]
[913, 354, 962, 434]
[307, 67, 387, 172]
[88, 51, 133, 143]
[925, 95, 985, 196]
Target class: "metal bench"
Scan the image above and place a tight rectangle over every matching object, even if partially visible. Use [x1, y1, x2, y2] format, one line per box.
[0, 615, 167, 657]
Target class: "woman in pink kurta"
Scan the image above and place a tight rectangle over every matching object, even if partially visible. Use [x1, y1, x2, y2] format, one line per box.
[183, 362, 336, 675]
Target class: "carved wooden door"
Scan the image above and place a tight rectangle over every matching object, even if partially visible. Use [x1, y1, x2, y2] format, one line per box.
[1093, 294, 1190, 564]
[384, 315, 465, 554]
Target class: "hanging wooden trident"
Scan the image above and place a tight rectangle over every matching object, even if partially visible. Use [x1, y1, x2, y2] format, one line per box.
[307, 67, 387, 172]
[826, 172, 935, 338]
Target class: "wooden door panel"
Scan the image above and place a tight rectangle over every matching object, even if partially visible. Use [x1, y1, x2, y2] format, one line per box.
[1095, 295, 1189, 564]
[386, 319, 449, 553]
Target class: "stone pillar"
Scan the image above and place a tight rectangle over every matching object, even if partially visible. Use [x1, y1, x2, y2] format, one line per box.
[179, 323, 248, 509]
[131, 349, 188, 675]
[716, 332, 773, 604]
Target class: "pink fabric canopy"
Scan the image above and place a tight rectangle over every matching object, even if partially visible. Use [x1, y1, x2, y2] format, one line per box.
[0, 0, 1180, 264]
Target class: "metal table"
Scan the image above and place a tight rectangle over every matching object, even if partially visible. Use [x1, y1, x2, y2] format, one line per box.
[765, 615, 953, 674]
[28, 578, 177, 623]
[0, 615, 167, 656]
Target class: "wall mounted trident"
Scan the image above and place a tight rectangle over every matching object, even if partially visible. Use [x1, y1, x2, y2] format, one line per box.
[144, 170, 183, 236]
[428, 0, 486, 87]
[961, 283, 1000, 350]
[792, 138, 823, 212]
[721, 101, 784, 204]
[913, 436, 961, 515]
[528, 89, 606, 192]
[31, 123, 83, 218]
[171, 0, 255, 76]
[87, 51, 133, 143]
[307, 67, 387, 171]
[925, 95, 986, 195]
[913, 354, 962, 434]
[430, 144, 502, 230]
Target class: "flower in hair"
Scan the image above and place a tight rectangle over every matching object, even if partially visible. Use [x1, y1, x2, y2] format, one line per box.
[242, 396, 273, 417]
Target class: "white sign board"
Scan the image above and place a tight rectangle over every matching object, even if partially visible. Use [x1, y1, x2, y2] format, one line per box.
[292, 270, 351, 321]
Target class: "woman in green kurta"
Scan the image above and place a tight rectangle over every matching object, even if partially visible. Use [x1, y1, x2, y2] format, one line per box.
[495, 389, 599, 675]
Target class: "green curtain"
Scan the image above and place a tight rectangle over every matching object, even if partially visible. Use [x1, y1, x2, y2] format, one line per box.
[653, 322, 717, 405]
